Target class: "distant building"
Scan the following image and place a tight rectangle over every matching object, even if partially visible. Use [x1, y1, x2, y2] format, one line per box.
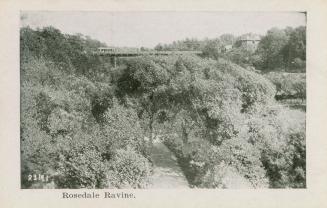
[237, 33, 261, 52]
[224, 44, 233, 51]
[97, 47, 116, 53]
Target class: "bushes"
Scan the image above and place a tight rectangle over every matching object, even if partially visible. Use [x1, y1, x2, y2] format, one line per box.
[247, 106, 306, 188]
[265, 72, 306, 101]
[48, 108, 83, 136]
[21, 121, 55, 188]
[107, 148, 152, 188]
[215, 138, 269, 188]
[221, 60, 276, 112]
[99, 104, 152, 189]
[164, 135, 269, 188]
[291, 58, 306, 71]
[20, 57, 152, 188]
[98, 100, 148, 157]
[55, 144, 109, 188]
[164, 104, 305, 188]
[21, 58, 65, 87]
[154, 57, 304, 188]
[221, 47, 255, 68]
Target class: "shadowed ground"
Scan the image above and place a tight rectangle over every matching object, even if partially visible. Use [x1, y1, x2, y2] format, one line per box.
[148, 140, 190, 188]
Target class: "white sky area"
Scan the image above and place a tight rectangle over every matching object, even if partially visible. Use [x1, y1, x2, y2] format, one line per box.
[21, 11, 306, 48]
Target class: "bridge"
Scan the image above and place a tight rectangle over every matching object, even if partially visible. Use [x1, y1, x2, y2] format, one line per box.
[94, 50, 202, 57]
[93, 48, 202, 67]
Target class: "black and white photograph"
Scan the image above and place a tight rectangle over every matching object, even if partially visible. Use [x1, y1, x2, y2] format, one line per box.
[19, 11, 307, 189]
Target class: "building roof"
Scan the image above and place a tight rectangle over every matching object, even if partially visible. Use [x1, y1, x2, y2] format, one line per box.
[239, 33, 261, 41]
[98, 47, 115, 49]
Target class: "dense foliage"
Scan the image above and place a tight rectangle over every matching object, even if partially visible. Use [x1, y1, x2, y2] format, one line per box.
[20, 27, 152, 188]
[265, 72, 306, 101]
[255, 26, 306, 72]
[155, 26, 306, 73]
[21, 26, 305, 189]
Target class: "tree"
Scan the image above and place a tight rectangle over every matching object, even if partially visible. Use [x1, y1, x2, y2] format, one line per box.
[256, 27, 289, 71]
[154, 43, 164, 51]
[20, 27, 47, 62]
[222, 47, 253, 67]
[219, 34, 236, 45]
[255, 26, 306, 72]
[283, 26, 306, 71]
[201, 39, 222, 59]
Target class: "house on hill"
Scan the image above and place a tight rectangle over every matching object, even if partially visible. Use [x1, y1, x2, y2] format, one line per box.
[236, 33, 261, 52]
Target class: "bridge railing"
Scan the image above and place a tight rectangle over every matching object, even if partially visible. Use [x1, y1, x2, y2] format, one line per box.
[92, 50, 202, 56]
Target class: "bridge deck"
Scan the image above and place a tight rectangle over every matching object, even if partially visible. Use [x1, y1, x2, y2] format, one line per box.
[93, 50, 202, 57]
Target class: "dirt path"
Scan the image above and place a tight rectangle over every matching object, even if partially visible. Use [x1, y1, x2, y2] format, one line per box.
[148, 140, 190, 188]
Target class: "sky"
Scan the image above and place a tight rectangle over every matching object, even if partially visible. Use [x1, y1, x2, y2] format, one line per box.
[21, 11, 306, 48]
